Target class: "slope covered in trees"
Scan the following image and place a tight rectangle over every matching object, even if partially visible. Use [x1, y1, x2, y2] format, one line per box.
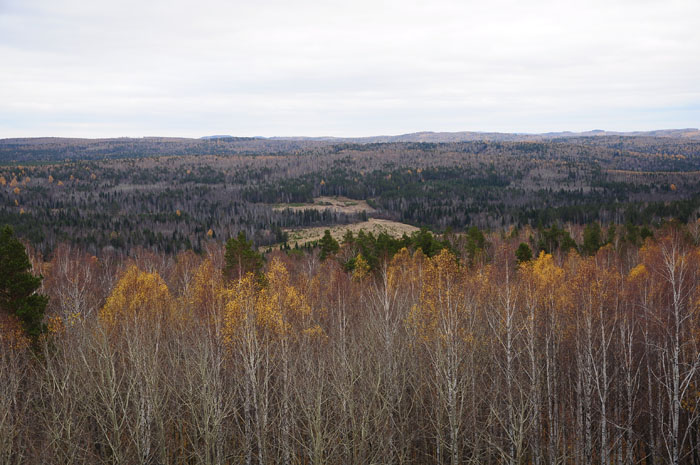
[2, 221, 700, 464]
[2, 135, 700, 256]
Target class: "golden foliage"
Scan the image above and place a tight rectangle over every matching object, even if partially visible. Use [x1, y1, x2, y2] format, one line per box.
[222, 259, 316, 346]
[99, 265, 175, 327]
[352, 254, 370, 281]
[408, 249, 464, 342]
[187, 258, 229, 320]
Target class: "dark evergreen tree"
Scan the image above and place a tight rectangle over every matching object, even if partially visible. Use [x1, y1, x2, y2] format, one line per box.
[319, 230, 340, 260]
[223, 231, 264, 282]
[515, 242, 533, 263]
[0, 225, 48, 342]
[582, 222, 602, 256]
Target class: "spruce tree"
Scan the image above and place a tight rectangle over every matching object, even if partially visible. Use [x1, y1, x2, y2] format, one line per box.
[319, 230, 339, 260]
[223, 231, 264, 282]
[0, 225, 48, 342]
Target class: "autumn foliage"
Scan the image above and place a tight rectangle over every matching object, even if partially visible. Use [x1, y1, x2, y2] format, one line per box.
[3, 224, 700, 464]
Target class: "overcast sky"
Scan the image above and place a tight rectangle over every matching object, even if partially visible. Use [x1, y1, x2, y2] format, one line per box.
[1, 0, 698, 138]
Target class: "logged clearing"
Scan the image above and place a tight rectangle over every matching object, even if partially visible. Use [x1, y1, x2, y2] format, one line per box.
[281, 218, 419, 247]
[272, 196, 376, 214]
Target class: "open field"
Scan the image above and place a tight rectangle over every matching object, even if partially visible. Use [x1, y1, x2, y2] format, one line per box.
[278, 218, 420, 248]
[272, 196, 376, 214]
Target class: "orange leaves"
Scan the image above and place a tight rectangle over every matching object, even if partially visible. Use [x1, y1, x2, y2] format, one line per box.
[99, 266, 175, 328]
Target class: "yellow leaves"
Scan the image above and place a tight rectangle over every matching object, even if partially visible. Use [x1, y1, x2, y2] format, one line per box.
[48, 175, 54, 183]
[13, 187, 20, 195]
[0, 176, 5, 186]
[90, 173, 97, 180]
[222, 273, 257, 343]
[387, 247, 417, 291]
[99, 265, 175, 328]
[187, 258, 228, 317]
[522, 251, 563, 289]
[222, 258, 317, 346]
[670, 183, 677, 191]
[176, 209, 181, 217]
[9, 177, 18, 187]
[19, 208, 25, 215]
[57, 180, 64, 186]
[320, 179, 325, 186]
[352, 254, 370, 281]
[627, 263, 648, 282]
[408, 249, 464, 342]
[207, 229, 214, 238]
[47, 315, 65, 335]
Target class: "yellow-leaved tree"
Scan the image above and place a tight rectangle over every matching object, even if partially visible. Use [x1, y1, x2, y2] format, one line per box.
[99, 265, 175, 328]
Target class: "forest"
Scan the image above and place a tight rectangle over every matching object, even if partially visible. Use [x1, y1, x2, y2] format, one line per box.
[2, 219, 700, 464]
[2, 135, 700, 256]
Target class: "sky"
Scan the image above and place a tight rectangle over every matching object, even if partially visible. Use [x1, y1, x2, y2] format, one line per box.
[0, 0, 699, 138]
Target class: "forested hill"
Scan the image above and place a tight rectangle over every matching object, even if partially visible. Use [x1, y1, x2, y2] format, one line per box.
[2, 133, 700, 255]
[2, 129, 700, 163]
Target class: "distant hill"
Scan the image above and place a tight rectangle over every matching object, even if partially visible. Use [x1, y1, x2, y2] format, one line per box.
[265, 128, 700, 143]
[2, 129, 700, 163]
[200, 135, 235, 140]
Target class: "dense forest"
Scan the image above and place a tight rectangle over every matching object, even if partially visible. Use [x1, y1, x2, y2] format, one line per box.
[2, 135, 700, 256]
[2, 220, 700, 464]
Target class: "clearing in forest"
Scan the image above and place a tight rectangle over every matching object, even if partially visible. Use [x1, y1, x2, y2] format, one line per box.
[272, 196, 376, 215]
[279, 218, 419, 248]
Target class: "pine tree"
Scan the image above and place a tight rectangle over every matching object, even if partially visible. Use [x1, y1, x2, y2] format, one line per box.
[224, 231, 264, 282]
[515, 242, 533, 263]
[319, 230, 339, 260]
[0, 225, 48, 342]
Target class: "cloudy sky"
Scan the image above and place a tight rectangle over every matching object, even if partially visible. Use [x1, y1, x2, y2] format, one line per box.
[1, 0, 698, 138]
